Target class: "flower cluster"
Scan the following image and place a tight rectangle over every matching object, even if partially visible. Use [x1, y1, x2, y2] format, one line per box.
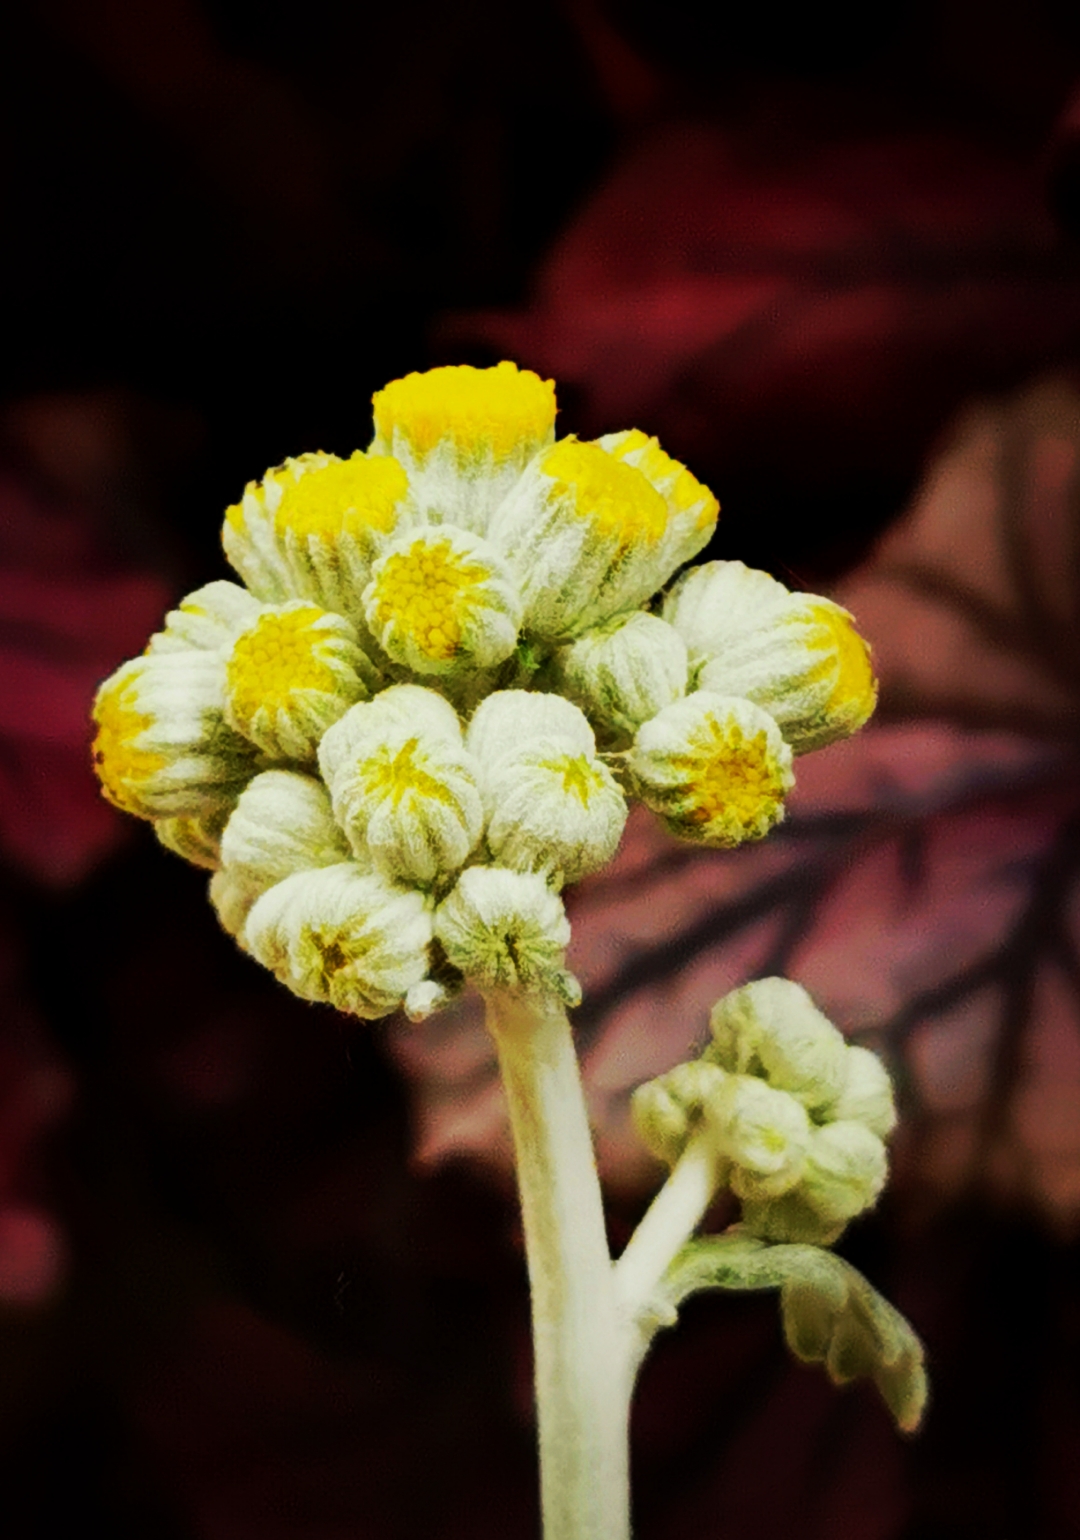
[92, 363, 876, 1020]
[633, 978, 896, 1245]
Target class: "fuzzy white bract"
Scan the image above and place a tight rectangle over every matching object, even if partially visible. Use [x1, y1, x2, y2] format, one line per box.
[92, 362, 877, 1022]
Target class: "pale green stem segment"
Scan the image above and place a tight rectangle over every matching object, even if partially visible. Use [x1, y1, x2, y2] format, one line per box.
[485, 989, 631, 1540]
[614, 1132, 721, 1329]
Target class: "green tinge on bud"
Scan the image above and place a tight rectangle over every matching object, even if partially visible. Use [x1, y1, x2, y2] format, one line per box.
[465, 689, 595, 769]
[146, 581, 262, 656]
[830, 1044, 897, 1138]
[483, 737, 628, 887]
[708, 977, 849, 1115]
[245, 862, 433, 1019]
[222, 451, 410, 613]
[664, 561, 878, 754]
[630, 692, 794, 847]
[317, 689, 483, 886]
[210, 768, 354, 941]
[489, 437, 705, 639]
[553, 612, 688, 740]
[363, 525, 522, 676]
[223, 601, 378, 762]
[741, 1120, 889, 1244]
[631, 1059, 730, 1166]
[711, 1074, 812, 1199]
[155, 805, 233, 870]
[434, 866, 580, 1004]
[92, 650, 256, 822]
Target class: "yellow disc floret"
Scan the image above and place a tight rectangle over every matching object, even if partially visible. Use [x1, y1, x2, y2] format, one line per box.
[370, 538, 488, 662]
[538, 753, 609, 805]
[373, 362, 556, 461]
[807, 602, 878, 722]
[677, 715, 789, 836]
[226, 607, 337, 729]
[359, 736, 456, 808]
[605, 428, 719, 531]
[274, 453, 407, 541]
[92, 677, 165, 815]
[542, 439, 668, 546]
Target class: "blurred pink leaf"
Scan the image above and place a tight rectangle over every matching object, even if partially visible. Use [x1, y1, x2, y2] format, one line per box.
[389, 376, 1080, 1231]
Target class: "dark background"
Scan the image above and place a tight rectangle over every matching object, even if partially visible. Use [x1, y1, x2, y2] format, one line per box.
[4, 2, 1080, 1535]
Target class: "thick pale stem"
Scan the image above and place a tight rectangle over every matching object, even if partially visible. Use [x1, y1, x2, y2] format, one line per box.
[486, 990, 630, 1540]
[615, 1135, 721, 1326]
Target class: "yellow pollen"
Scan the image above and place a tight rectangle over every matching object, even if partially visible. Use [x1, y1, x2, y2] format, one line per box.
[542, 439, 668, 546]
[538, 753, 604, 805]
[274, 453, 407, 541]
[372, 539, 489, 661]
[226, 607, 337, 728]
[607, 428, 719, 531]
[678, 717, 787, 830]
[373, 362, 556, 460]
[804, 603, 878, 718]
[92, 678, 165, 814]
[359, 737, 455, 808]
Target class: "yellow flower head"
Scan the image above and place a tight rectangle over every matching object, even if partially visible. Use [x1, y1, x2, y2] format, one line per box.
[363, 525, 522, 675]
[224, 601, 378, 761]
[630, 691, 794, 847]
[371, 362, 556, 535]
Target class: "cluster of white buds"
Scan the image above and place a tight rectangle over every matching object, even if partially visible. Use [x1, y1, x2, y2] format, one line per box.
[633, 978, 897, 1244]
[92, 363, 877, 1022]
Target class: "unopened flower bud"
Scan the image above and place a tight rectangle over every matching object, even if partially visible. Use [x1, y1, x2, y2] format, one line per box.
[554, 611, 688, 739]
[711, 1074, 812, 1199]
[708, 978, 849, 1115]
[317, 688, 482, 885]
[631, 1058, 730, 1166]
[484, 739, 627, 886]
[830, 1044, 897, 1138]
[370, 362, 557, 536]
[403, 978, 457, 1021]
[597, 428, 719, 581]
[363, 525, 522, 675]
[664, 561, 877, 754]
[223, 601, 378, 761]
[92, 651, 255, 822]
[741, 1120, 888, 1244]
[147, 580, 262, 655]
[245, 863, 433, 1019]
[465, 689, 595, 769]
[434, 866, 579, 1003]
[490, 436, 713, 639]
[630, 692, 794, 847]
[155, 807, 231, 870]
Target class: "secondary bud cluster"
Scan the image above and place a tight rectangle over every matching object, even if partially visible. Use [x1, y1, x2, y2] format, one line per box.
[92, 362, 877, 1022]
[633, 978, 896, 1244]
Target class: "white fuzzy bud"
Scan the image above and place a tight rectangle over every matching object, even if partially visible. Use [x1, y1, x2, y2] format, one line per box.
[154, 807, 230, 870]
[631, 1059, 730, 1166]
[741, 1120, 889, 1245]
[629, 691, 794, 847]
[553, 611, 688, 738]
[92, 650, 255, 822]
[830, 1045, 897, 1138]
[245, 863, 433, 1019]
[363, 525, 522, 675]
[434, 866, 580, 1004]
[317, 689, 482, 885]
[708, 977, 849, 1115]
[464, 689, 595, 769]
[483, 738, 628, 886]
[710, 1074, 813, 1200]
[146, 580, 262, 655]
[664, 561, 877, 754]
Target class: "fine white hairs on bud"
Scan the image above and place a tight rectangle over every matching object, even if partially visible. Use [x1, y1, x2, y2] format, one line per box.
[245, 863, 433, 1019]
[210, 769, 354, 941]
[741, 1120, 889, 1246]
[317, 687, 483, 886]
[631, 1059, 730, 1167]
[709, 977, 849, 1116]
[464, 689, 595, 769]
[710, 1073, 812, 1200]
[483, 739, 628, 886]
[553, 611, 688, 740]
[223, 601, 378, 762]
[630, 691, 794, 847]
[147, 581, 263, 655]
[830, 1044, 897, 1138]
[434, 865, 580, 1004]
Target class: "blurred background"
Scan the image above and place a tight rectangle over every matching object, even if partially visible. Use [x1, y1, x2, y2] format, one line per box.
[6, 0, 1080, 1534]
